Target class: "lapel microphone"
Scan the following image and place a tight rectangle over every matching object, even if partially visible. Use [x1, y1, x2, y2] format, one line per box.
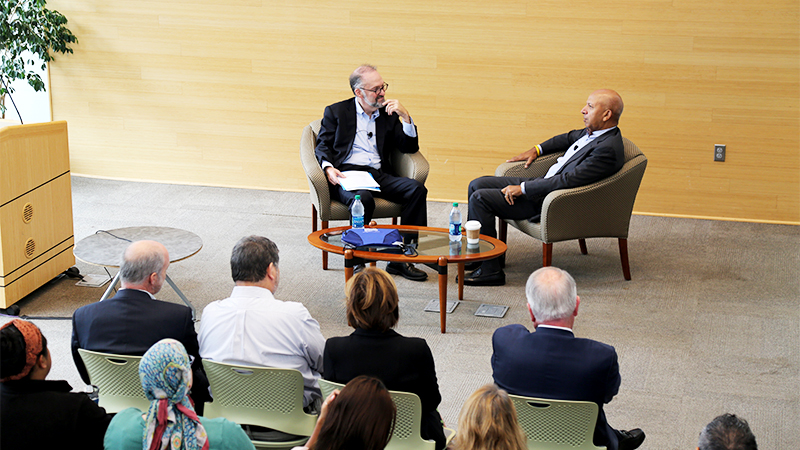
[367, 132, 373, 139]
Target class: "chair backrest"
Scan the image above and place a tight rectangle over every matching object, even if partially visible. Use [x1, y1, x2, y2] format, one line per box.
[202, 360, 317, 439]
[508, 394, 605, 450]
[537, 137, 647, 242]
[77, 348, 150, 414]
[300, 119, 328, 215]
[319, 379, 435, 450]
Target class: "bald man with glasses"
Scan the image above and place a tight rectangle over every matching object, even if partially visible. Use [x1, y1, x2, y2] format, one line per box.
[314, 65, 428, 282]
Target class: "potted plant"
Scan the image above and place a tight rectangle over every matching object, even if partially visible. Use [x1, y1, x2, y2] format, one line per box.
[1, 0, 77, 122]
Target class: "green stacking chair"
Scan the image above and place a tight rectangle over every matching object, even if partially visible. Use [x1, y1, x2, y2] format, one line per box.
[77, 349, 150, 414]
[508, 394, 605, 450]
[319, 379, 455, 450]
[202, 360, 317, 450]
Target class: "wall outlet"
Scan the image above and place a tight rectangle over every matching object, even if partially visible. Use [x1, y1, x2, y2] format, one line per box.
[714, 144, 726, 162]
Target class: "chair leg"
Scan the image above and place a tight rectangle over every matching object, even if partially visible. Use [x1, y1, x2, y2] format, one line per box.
[578, 238, 588, 255]
[498, 219, 508, 243]
[392, 217, 398, 225]
[312, 205, 318, 232]
[542, 243, 553, 266]
[321, 220, 329, 270]
[618, 238, 631, 280]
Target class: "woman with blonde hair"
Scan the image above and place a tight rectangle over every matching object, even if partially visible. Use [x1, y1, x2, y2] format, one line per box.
[323, 267, 446, 450]
[450, 384, 527, 450]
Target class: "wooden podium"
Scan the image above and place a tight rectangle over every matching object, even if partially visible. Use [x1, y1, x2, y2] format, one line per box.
[0, 121, 75, 308]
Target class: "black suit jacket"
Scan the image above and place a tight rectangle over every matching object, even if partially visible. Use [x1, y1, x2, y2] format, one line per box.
[323, 328, 446, 450]
[523, 127, 625, 201]
[71, 289, 211, 403]
[491, 325, 622, 450]
[314, 98, 419, 176]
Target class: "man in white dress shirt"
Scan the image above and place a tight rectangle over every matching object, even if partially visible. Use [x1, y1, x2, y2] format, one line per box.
[199, 236, 325, 409]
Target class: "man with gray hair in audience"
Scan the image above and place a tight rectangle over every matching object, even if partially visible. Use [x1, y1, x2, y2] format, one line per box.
[71, 240, 211, 413]
[698, 413, 757, 450]
[199, 236, 325, 411]
[490, 266, 644, 450]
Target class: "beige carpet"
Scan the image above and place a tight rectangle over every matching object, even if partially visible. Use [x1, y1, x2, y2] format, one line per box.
[4, 176, 798, 449]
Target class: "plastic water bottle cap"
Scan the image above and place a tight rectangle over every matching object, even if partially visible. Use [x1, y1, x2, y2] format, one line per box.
[453, 202, 458, 206]
[355, 195, 361, 200]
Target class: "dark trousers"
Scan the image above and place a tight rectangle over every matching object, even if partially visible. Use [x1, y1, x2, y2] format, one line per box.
[332, 165, 428, 226]
[467, 175, 544, 272]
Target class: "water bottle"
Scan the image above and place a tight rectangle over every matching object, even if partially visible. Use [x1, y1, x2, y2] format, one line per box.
[352, 195, 365, 229]
[449, 202, 462, 241]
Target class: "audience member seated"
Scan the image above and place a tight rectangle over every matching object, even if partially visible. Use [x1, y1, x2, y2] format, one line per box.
[491, 267, 645, 450]
[295, 375, 396, 450]
[698, 413, 757, 450]
[104, 338, 255, 450]
[199, 235, 325, 410]
[449, 384, 527, 450]
[72, 240, 211, 413]
[323, 267, 446, 450]
[1, 319, 111, 450]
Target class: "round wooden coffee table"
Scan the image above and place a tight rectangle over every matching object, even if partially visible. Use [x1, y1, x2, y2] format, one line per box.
[308, 225, 506, 333]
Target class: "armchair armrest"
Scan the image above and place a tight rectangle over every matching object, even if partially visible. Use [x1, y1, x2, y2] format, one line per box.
[494, 152, 564, 179]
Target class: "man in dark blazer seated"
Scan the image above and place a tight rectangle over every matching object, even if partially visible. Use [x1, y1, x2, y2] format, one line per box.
[491, 267, 645, 450]
[464, 89, 625, 286]
[71, 240, 211, 413]
[315, 64, 428, 281]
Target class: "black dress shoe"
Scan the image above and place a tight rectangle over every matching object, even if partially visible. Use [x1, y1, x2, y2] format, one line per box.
[463, 267, 505, 286]
[352, 264, 365, 274]
[617, 428, 645, 450]
[386, 262, 428, 281]
[465, 255, 504, 272]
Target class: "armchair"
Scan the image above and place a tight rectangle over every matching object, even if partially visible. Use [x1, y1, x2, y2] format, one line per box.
[494, 137, 647, 280]
[300, 119, 430, 269]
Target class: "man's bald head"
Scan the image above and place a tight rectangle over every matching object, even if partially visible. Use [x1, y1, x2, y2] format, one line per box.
[594, 89, 624, 122]
[119, 240, 170, 293]
[581, 89, 624, 132]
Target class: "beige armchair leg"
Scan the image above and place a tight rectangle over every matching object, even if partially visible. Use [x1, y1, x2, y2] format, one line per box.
[578, 238, 588, 255]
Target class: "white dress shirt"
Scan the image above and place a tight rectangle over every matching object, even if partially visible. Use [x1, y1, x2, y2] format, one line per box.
[544, 127, 616, 179]
[198, 286, 325, 407]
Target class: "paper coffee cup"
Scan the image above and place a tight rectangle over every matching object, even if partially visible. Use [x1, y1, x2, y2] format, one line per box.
[465, 220, 481, 245]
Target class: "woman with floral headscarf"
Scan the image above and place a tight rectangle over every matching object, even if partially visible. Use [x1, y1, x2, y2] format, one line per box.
[104, 338, 254, 450]
[1, 319, 111, 450]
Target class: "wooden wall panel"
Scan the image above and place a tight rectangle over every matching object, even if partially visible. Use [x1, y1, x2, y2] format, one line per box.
[47, 0, 799, 223]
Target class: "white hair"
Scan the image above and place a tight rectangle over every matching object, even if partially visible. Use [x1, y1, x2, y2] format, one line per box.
[525, 267, 577, 322]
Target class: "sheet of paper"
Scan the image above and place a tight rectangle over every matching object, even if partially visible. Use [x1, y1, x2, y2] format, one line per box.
[337, 171, 381, 192]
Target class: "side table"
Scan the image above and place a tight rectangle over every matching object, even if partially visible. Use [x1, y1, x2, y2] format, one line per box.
[73, 226, 203, 320]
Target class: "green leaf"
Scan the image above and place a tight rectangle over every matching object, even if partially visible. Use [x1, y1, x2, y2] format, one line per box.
[1, 0, 78, 94]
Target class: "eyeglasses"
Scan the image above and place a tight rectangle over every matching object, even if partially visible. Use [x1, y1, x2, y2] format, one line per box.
[361, 82, 388, 94]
